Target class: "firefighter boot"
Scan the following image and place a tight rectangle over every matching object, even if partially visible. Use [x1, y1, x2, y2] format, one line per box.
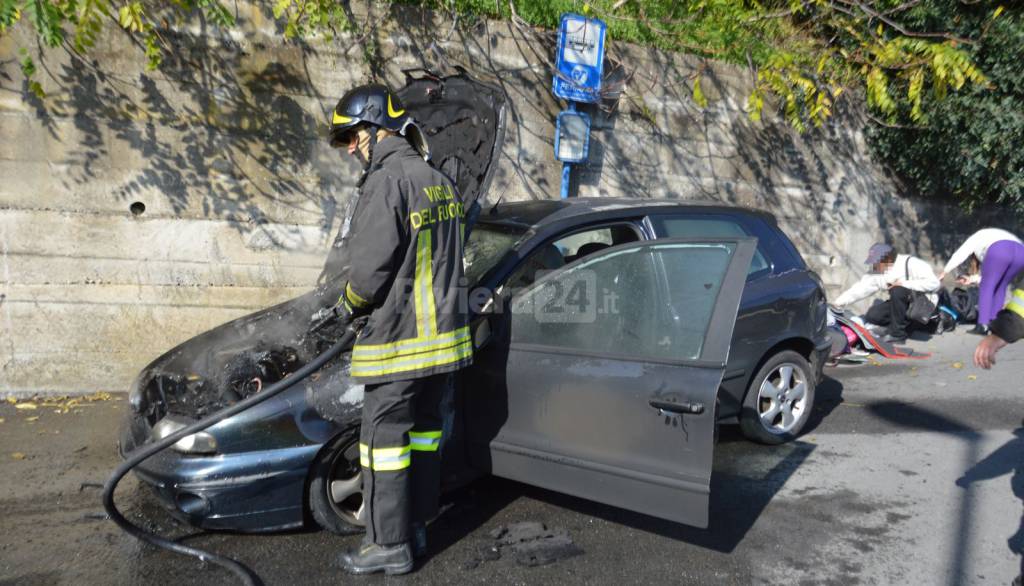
[339, 541, 414, 575]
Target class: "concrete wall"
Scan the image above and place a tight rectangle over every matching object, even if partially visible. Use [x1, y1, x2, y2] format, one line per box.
[0, 2, 1015, 394]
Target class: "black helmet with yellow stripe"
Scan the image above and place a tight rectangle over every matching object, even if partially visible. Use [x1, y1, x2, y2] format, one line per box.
[329, 84, 429, 159]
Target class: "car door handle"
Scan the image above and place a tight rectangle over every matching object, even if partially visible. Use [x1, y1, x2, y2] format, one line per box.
[649, 399, 704, 415]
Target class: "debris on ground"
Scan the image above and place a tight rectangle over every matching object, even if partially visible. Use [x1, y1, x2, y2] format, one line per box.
[4, 392, 114, 415]
[11, 452, 26, 460]
[952, 361, 964, 369]
[464, 521, 583, 570]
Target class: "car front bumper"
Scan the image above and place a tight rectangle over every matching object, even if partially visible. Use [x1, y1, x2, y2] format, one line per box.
[119, 414, 321, 533]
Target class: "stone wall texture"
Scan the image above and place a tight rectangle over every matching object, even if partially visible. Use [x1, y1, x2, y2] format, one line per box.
[0, 2, 1018, 394]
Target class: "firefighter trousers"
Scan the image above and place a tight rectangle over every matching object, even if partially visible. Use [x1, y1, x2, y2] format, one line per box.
[360, 373, 450, 546]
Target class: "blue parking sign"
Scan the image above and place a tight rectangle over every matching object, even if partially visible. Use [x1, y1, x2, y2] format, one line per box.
[553, 14, 607, 104]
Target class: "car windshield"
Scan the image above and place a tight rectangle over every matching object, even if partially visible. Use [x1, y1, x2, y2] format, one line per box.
[464, 223, 525, 285]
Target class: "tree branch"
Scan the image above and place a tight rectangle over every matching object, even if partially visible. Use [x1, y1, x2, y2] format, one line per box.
[834, 0, 976, 44]
[866, 111, 923, 129]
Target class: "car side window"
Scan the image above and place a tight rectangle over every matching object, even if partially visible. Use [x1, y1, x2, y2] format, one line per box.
[506, 224, 640, 290]
[650, 216, 770, 276]
[510, 242, 737, 362]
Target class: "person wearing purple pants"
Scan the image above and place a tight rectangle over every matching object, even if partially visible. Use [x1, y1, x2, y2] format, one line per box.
[978, 239, 1024, 327]
[941, 228, 1024, 334]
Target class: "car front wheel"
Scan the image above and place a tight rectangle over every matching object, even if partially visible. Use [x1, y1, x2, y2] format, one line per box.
[309, 430, 366, 535]
[739, 350, 815, 444]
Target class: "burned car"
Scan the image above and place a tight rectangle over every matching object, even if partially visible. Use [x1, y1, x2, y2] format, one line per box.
[119, 75, 830, 535]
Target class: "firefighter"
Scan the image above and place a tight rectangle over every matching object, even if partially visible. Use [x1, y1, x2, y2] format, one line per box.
[319, 84, 472, 575]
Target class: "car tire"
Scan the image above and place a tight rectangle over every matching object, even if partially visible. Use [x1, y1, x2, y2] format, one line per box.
[739, 350, 815, 445]
[309, 429, 366, 535]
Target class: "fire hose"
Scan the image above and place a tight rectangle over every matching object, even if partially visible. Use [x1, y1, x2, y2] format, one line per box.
[102, 327, 357, 586]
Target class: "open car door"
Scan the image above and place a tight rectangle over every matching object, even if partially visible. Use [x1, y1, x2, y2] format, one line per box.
[478, 237, 755, 528]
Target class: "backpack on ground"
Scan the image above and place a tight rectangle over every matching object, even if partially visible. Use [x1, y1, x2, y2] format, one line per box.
[949, 286, 980, 323]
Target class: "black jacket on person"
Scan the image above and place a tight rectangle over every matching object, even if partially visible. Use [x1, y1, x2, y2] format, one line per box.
[991, 288, 1024, 343]
[337, 136, 472, 384]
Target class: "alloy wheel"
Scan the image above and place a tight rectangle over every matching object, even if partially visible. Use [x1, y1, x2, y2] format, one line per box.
[756, 363, 808, 434]
[328, 444, 366, 526]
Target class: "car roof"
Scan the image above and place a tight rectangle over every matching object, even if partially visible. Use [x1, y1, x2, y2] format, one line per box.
[479, 197, 776, 229]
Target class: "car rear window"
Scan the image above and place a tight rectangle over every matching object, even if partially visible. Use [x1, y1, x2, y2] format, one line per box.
[650, 215, 771, 275]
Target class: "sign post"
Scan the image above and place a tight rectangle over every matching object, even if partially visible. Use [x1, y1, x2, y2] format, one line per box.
[552, 13, 606, 199]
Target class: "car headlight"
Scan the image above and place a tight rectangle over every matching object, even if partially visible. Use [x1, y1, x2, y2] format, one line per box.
[151, 416, 218, 455]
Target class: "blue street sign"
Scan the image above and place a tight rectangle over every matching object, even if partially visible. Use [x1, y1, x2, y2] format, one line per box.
[553, 14, 607, 104]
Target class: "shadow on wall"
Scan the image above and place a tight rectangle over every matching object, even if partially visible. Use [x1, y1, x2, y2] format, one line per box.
[20, 19, 357, 245]
[14, 1, 1016, 267]
[20, 1, 573, 240]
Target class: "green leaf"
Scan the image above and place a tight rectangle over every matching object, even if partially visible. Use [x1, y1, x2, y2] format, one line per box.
[866, 67, 895, 115]
[28, 80, 45, 98]
[0, 0, 21, 31]
[143, 31, 161, 70]
[74, 0, 110, 52]
[19, 50, 37, 77]
[907, 68, 924, 122]
[117, 2, 144, 32]
[746, 89, 764, 122]
[272, 0, 291, 19]
[25, 0, 65, 46]
[692, 75, 708, 108]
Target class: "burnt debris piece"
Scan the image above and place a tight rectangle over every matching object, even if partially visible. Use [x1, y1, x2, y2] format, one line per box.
[465, 521, 584, 569]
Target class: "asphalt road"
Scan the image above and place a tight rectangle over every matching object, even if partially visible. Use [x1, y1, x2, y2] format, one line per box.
[1, 328, 1022, 585]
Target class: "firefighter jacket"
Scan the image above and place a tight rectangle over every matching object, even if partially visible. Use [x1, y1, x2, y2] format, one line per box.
[340, 136, 472, 384]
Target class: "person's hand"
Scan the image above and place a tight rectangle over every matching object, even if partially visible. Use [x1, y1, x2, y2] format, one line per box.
[974, 334, 1009, 370]
[938, 270, 947, 280]
[956, 275, 970, 285]
[889, 279, 904, 289]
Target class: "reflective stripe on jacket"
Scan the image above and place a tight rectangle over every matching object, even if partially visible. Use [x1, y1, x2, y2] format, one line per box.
[341, 136, 472, 383]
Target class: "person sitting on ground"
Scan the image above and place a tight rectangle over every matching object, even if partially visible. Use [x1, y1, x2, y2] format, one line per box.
[939, 228, 1024, 336]
[833, 243, 941, 344]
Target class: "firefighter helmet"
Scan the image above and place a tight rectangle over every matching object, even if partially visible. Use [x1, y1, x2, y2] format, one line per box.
[329, 84, 429, 159]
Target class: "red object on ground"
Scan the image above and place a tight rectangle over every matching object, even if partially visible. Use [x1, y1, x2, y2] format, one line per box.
[842, 319, 932, 360]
